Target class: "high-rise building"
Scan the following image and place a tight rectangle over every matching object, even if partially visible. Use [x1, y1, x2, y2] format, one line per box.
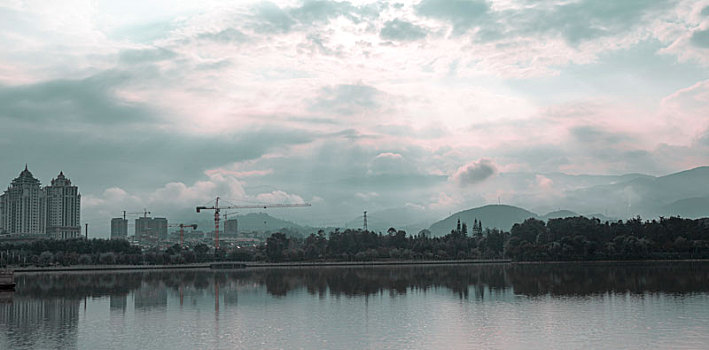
[0, 166, 46, 235]
[153, 218, 168, 240]
[135, 217, 168, 245]
[111, 218, 128, 240]
[45, 171, 81, 239]
[224, 218, 238, 235]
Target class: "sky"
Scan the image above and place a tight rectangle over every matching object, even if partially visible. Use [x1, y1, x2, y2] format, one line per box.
[1, 0, 709, 235]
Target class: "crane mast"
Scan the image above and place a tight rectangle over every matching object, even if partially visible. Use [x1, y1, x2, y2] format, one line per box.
[196, 197, 311, 250]
[168, 223, 198, 247]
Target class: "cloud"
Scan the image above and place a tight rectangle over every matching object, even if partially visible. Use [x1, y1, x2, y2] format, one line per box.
[196, 28, 250, 44]
[118, 47, 177, 64]
[690, 29, 709, 48]
[570, 126, 628, 145]
[380, 19, 428, 41]
[251, 1, 295, 34]
[452, 159, 497, 186]
[416, 0, 489, 35]
[309, 83, 384, 116]
[510, 0, 673, 45]
[0, 72, 153, 125]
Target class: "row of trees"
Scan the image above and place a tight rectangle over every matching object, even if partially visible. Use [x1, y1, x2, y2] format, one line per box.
[259, 216, 709, 262]
[1, 216, 707, 266]
[506, 216, 709, 261]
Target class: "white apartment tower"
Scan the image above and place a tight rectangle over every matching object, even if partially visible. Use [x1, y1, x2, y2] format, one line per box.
[45, 171, 81, 239]
[0, 166, 46, 235]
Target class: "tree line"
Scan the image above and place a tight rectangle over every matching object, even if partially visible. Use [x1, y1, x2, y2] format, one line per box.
[1, 215, 707, 266]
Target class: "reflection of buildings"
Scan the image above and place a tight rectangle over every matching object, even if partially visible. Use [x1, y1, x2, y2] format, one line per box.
[111, 218, 128, 240]
[0, 297, 80, 348]
[110, 295, 127, 311]
[135, 217, 168, 245]
[134, 284, 167, 310]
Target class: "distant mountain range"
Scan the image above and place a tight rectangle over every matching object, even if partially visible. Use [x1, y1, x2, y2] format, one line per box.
[186, 166, 709, 238]
[562, 166, 709, 217]
[427, 204, 620, 236]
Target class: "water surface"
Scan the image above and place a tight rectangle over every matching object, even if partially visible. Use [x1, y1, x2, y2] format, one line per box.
[2, 262, 709, 349]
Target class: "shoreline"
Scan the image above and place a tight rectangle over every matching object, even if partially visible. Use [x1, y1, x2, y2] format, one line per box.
[8, 258, 709, 273]
[12, 259, 509, 273]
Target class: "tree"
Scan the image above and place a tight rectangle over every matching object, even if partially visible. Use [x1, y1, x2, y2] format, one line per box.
[266, 232, 289, 262]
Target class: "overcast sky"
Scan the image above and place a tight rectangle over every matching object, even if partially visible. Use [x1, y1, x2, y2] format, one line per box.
[1, 0, 709, 234]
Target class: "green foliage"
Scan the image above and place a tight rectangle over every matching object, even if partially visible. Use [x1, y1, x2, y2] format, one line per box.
[1, 216, 706, 266]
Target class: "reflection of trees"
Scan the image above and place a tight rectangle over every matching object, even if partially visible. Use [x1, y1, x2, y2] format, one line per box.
[507, 262, 709, 296]
[11, 262, 709, 301]
[251, 265, 511, 298]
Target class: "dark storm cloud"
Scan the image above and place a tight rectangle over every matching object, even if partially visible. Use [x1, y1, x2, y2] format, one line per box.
[0, 71, 152, 125]
[452, 159, 496, 186]
[380, 19, 428, 41]
[690, 29, 709, 48]
[309, 83, 383, 116]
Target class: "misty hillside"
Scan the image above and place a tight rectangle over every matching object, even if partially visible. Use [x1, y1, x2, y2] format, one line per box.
[429, 205, 537, 236]
[189, 212, 312, 234]
[562, 166, 709, 218]
[541, 210, 579, 220]
[660, 197, 709, 218]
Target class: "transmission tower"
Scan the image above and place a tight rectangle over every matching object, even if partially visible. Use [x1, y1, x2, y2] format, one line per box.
[363, 211, 368, 231]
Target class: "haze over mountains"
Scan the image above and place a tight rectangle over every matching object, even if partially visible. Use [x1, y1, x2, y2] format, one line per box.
[148, 166, 709, 238]
[322, 166, 709, 236]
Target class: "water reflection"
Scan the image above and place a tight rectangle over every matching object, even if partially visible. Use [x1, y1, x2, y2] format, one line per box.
[6, 262, 709, 301]
[1, 262, 708, 349]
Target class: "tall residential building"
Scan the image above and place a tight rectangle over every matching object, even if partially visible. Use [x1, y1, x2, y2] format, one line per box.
[224, 218, 238, 235]
[135, 217, 168, 245]
[153, 218, 168, 240]
[45, 172, 81, 239]
[0, 166, 46, 235]
[111, 218, 128, 240]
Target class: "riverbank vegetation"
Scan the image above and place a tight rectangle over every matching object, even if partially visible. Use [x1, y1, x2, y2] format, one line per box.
[0, 216, 707, 266]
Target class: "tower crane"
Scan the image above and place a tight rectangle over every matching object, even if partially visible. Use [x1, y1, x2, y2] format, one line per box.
[123, 209, 151, 219]
[196, 197, 311, 250]
[168, 224, 198, 248]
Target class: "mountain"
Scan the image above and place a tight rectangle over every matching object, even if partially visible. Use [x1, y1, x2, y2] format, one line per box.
[541, 210, 579, 220]
[562, 166, 709, 218]
[429, 205, 538, 236]
[231, 212, 313, 233]
[660, 197, 709, 218]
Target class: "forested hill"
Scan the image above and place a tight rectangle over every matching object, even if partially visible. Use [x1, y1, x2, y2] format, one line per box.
[429, 205, 537, 236]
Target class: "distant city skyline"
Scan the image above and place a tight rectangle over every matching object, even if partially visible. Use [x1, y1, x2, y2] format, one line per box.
[1, 1, 708, 236]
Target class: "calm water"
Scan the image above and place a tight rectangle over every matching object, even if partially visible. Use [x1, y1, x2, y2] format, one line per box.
[2, 262, 709, 349]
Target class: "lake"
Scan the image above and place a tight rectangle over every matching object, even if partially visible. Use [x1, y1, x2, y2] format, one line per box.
[2, 262, 709, 349]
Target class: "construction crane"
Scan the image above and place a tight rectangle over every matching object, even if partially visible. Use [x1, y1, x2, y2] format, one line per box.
[196, 197, 311, 250]
[168, 224, 198, 248]
[123, 209, 151, 219]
